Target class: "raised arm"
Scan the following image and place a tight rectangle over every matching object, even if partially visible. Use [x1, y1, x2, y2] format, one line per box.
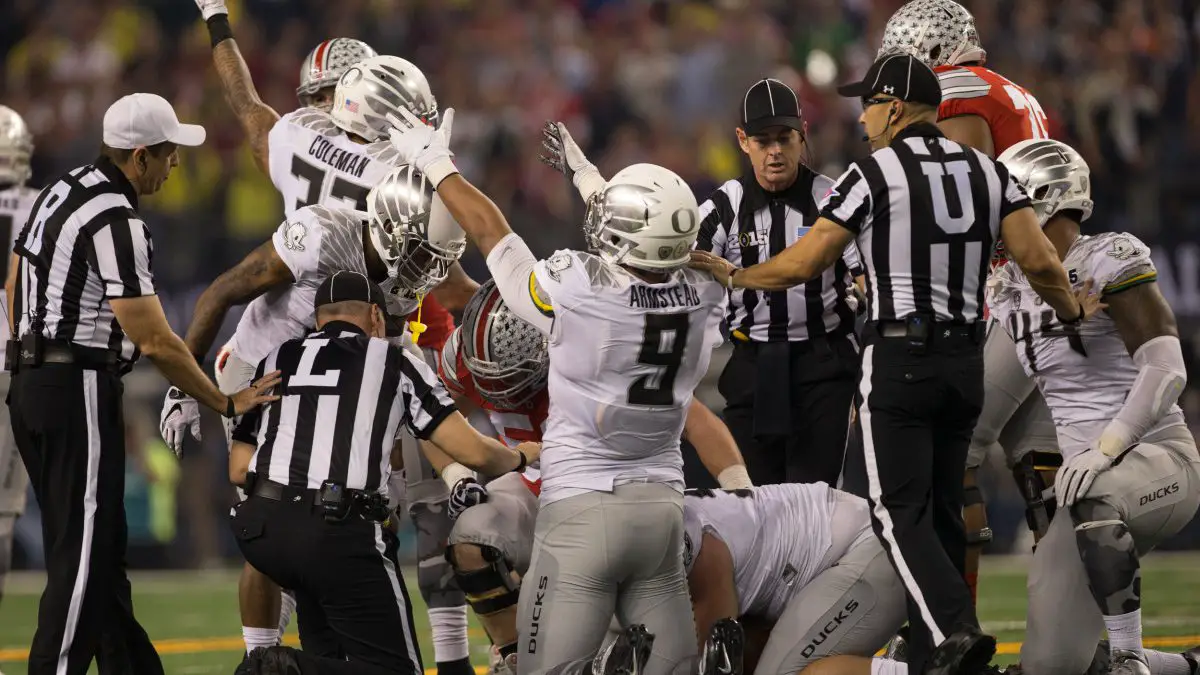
[196, 0, 280, 174]
[183, 238, 295, 362]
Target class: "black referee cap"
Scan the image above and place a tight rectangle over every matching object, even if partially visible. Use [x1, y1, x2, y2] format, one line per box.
[315, 271, 389, 314]
[836, 53, 942, 107]
[741, 78, 806, 135]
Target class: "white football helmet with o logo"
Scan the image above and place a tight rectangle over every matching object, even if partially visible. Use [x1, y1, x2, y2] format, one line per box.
[296, 38, 378, 110]
[331, 55, 439, 143]
[583, 163, 700, 271]
[0, 105, 33, 186]
[878, 0, 986, 68]
[998, 139, 1094, 227]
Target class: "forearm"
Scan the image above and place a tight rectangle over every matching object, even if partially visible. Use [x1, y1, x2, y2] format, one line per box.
[183, 288, 235, 361]
[1098, 335, 1187, 456]
[5, 253, 17, 335]
[732, 243, 820, 292]
[208, 21, 277, 173]
[419, 439, 475, 489]
[145, 332, 230, 413]
[434, 174, 514, 259]
[1024, 267, 1078, 319]
[684, 401, 751, 489]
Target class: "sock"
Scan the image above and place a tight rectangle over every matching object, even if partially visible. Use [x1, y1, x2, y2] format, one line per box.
[1105, 608, 1144, 655]
[871, 657, 909, 675]
[278, 590, 297, 636]
[243, 626, 281, 654]
[1145, 650, 1192, 675]
[429, 605, 470, 662]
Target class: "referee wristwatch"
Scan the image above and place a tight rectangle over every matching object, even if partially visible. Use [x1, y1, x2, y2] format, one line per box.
[1056, 300, 1085, 327]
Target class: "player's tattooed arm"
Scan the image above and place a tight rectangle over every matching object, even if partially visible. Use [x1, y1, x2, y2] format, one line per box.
[1105, 279, 1178, 355]
[211, 38, 280, 174]
[184, 240, 296, 361]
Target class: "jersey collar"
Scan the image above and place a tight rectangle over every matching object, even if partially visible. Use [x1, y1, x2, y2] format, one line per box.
[892, 121, 944, 143]
[318, 320, 367, 336]
[742, 165, 818, 213]
[94, 156, 139, 210]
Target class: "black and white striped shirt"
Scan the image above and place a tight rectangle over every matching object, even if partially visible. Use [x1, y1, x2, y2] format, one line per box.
[233, 322, 456, 493]
[819, 123, 1030, 323]
[13, 157, 155, 363]
[696, 169, 863, 342]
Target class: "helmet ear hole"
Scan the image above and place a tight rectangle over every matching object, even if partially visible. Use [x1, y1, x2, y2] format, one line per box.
[929, 45, 942, 62]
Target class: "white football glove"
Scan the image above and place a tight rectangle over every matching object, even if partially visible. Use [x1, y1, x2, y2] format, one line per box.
[386, 107, 458, 187]
[1054, 449, 1114, 507]
[446, 477, 489, 521]
[194, 0, 228, 20]
[160, 386, 201, 457]
[538, 121, 606, 203]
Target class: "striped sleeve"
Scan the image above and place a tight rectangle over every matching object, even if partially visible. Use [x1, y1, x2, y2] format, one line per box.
[93, 217, 156, 298]
[818, 163, 873, 234]
[397, 347, 458, 440]
[695, 183, 737, 257]
[995, 160, 1031, 220]
[232, 357, 270, 445]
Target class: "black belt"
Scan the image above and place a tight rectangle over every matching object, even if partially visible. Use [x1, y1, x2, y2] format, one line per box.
[248, 477, 323, 505]
[11, 338, 124, 374]
[247, 476, 390, 522]
[868, 320, 984, 343]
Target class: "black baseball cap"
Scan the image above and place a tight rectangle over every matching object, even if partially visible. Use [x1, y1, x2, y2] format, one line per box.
[836, 53, 942, 107]
[741, 78, 806, 135]
[314, 271, 389, 314]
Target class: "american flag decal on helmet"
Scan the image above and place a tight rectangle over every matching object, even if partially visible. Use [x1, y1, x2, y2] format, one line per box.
[344, 99, 360, 113]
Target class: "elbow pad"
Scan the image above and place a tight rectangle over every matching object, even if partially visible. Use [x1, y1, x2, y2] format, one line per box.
[1097, 335, 1187, 457]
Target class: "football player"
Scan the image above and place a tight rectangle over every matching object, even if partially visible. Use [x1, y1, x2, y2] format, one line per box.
[183, 1, 478, 666]
[0, 105, 36, 613]
[435, 280, 754, 675]
[878, 0, 1062, 603]
[387, 109, 728, 675]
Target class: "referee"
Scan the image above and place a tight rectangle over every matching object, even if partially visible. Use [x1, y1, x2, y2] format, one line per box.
[691, 54, 1084, 674]
[5, 93, 278, 675]
[230, 272, 536, 675]
[695, 77, 863, 486]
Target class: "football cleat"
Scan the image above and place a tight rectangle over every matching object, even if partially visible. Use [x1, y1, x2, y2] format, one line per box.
[925, 625, 996, 675]
[1182, 644, 1200, 675]
[1086, 640, 1111, 675]
[591, 624, 655, 675]
[1108, 650, 1151, 675]
[698, 618, 744, 675]
[884, 625, 909, 663]
[235, 646, 303, 675]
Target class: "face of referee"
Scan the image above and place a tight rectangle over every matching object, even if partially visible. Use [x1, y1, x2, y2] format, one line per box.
[132, 142, 180, 195]
[859, 96, 901, 151]
[736, 126, 805, 192]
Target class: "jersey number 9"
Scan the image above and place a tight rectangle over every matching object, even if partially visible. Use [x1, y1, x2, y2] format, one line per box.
[628, 313, 690, 407]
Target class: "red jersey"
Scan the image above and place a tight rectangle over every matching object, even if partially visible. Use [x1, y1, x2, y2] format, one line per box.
[438, 338, 547, 495]
[408, 295, 455, 352]
[935, 65, 1051, 155]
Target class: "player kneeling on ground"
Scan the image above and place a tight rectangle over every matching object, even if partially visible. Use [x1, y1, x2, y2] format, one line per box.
[432, 279, 754, 675]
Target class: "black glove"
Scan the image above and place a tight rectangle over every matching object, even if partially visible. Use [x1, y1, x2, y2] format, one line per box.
[447, 477, 488, 520]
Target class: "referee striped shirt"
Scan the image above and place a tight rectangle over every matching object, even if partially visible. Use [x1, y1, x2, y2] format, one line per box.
[696, 169, 863, 342]
[12, 157, 155, 363]
[819, 123, 1030, 323]
[233, 321, 456, 494]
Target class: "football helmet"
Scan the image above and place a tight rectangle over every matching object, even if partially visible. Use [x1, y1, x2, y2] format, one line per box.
[998, 139, 1094, 226]
[365, 164, 465, 297]
[297, 38, 378, 110]
[330, 55, 439, 142]
[583, 163, 700, 271]
[439, 326, 465, 394]
[460, 279, 549, 410]
[0, 106, 33, 186]
[878, 0, 986, 68]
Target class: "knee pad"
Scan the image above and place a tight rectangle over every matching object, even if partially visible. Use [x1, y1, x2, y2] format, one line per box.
[419, 546, 465, 608]
[449, 545, 521, 617]
[1073, 513, 1141, 615]
[963, 485, 993, 546]
[1012, 451, 1061, 541]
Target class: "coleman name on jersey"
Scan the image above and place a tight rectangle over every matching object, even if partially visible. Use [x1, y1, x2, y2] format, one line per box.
[628, 283, 703, 309]
[306, 135, 371, 179]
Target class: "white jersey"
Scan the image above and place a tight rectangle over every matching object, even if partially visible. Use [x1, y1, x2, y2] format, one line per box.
[267, 107, 404, 216]
[0, 185, 39, 364]
[227, 205, 409, 364]
[989, 232, 1184, 460]
[531, 249, 726, 505]
[682, 483, 845, 620]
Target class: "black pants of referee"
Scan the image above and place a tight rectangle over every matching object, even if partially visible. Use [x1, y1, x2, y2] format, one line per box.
[231, 489, 423, 675]
[8, 363, 163, 675]
[855, 326, 984, 672]
[718, 334, 859, 486]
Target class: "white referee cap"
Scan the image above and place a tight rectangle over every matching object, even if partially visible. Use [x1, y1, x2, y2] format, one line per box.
[102, 93, 206, 149]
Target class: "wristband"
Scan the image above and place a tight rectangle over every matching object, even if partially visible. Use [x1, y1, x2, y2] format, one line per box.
[224, 396, 236, 419]
[726, 268, 738, 290]
[440, 462, 475, 490]
[206, 15, 234, 48]
[1057, 300, 1084, 326]
[422, 156, 460, 188]
[512, 450, 528, 474]
[716, 465, 753, 490]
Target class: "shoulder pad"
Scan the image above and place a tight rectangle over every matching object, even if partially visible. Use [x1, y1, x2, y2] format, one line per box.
[938, 67, 992, 101]
[282, 107, 341, 135]
[363, 139, 404, 167]
[1078, 233, 1157, 295]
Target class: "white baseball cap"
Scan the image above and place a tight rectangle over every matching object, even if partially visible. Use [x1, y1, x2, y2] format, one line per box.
[102, 93, 206, 150]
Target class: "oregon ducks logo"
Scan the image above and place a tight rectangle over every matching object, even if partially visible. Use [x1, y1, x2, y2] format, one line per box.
[671, 207, 697, 234]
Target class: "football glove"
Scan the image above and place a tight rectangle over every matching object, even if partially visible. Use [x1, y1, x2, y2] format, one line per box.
[386, 107, 458, 187]
[160, 386, 201, 457]
[194, 0, 228, 20]
[1054, 448, 1114, 507]
[538, 121, 606, 202]
[447, 477, 488, 520]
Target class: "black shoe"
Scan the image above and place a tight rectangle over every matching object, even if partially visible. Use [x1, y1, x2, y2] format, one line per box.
[592, 625, 655, 675]
[925, 626, 997, 675]
[241, 646, 304, 675]
[1182, 645, 1200, 675]
[1086, 640, 1111, 675]
[234, 651, 254, 675]
[699, 618, 744, 675]
[885, 625, 910, 664]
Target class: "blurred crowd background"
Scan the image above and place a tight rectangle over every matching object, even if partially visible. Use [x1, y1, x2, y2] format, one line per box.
[3, 0, 1200, 569]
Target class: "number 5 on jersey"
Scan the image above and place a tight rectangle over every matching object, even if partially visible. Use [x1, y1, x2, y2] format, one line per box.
[628, 313, 690, 406]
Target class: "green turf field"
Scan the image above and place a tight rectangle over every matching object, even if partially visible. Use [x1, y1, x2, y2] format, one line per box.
[2, 554, 1199, 674]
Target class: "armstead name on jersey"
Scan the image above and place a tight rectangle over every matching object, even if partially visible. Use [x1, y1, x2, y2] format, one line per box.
[629, 283, 703, 310]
